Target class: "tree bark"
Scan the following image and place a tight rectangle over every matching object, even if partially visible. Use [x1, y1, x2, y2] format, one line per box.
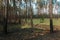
[25, 0, 28, 23]
[49, 0, 53, 33]
[30, 0, 33, 29]
[13, 0, 16, 23]
[3, 0, 9, 34]
[19, 0, 21, 25]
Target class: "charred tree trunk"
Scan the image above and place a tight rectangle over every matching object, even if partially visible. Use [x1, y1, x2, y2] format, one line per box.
[49, 0, 53, 33]
[3, 0, 9, 34]
[50, 19, 53, 33]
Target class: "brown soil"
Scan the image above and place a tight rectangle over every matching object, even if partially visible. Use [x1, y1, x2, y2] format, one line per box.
[34, 24, 60, 31]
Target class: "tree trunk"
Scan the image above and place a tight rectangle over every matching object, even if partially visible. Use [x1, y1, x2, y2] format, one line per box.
[49, 0, 53, 33]
[25, 0, 28, 23]
[19, 0, 21, 25]
[30, 0, 33, 29]
[19, 8, 21, 24]
[13, 0, 16, 23]
[50, 19, 53, 33]
[3, 0, 9, 34]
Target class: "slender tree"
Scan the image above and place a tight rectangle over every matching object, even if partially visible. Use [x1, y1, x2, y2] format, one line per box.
[13, 0, 16, 23]
[49, 0, 54, 33]
[39, 2, 44, 23]
[0, 0, 3, 22]
[18, 0, 21, 25]
[25, 0, 27, 23]
[3, 0, 9, 34]
[30, 0, 33, 29]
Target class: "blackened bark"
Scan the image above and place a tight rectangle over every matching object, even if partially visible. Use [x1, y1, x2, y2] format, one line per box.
[3, 0, 9, 34]
[49, 0, 54, 33]
[50, 19, 53, 33]
[4, 18, 8, 34]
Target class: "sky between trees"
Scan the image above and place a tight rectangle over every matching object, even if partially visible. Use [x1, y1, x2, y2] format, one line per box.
[1, 0, 60, 15]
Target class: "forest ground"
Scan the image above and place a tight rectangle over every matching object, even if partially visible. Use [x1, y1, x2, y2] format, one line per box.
[0, 18, 60, 40]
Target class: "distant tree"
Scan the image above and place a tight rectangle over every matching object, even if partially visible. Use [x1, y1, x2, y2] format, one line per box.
[0, 0, 3, 22]
[19, 0, 21, 25]
[24, 0, 27, 23]
[38, 2, 44, 23]
[13, 0, 17, 23]
[30, 0, 33, 29]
